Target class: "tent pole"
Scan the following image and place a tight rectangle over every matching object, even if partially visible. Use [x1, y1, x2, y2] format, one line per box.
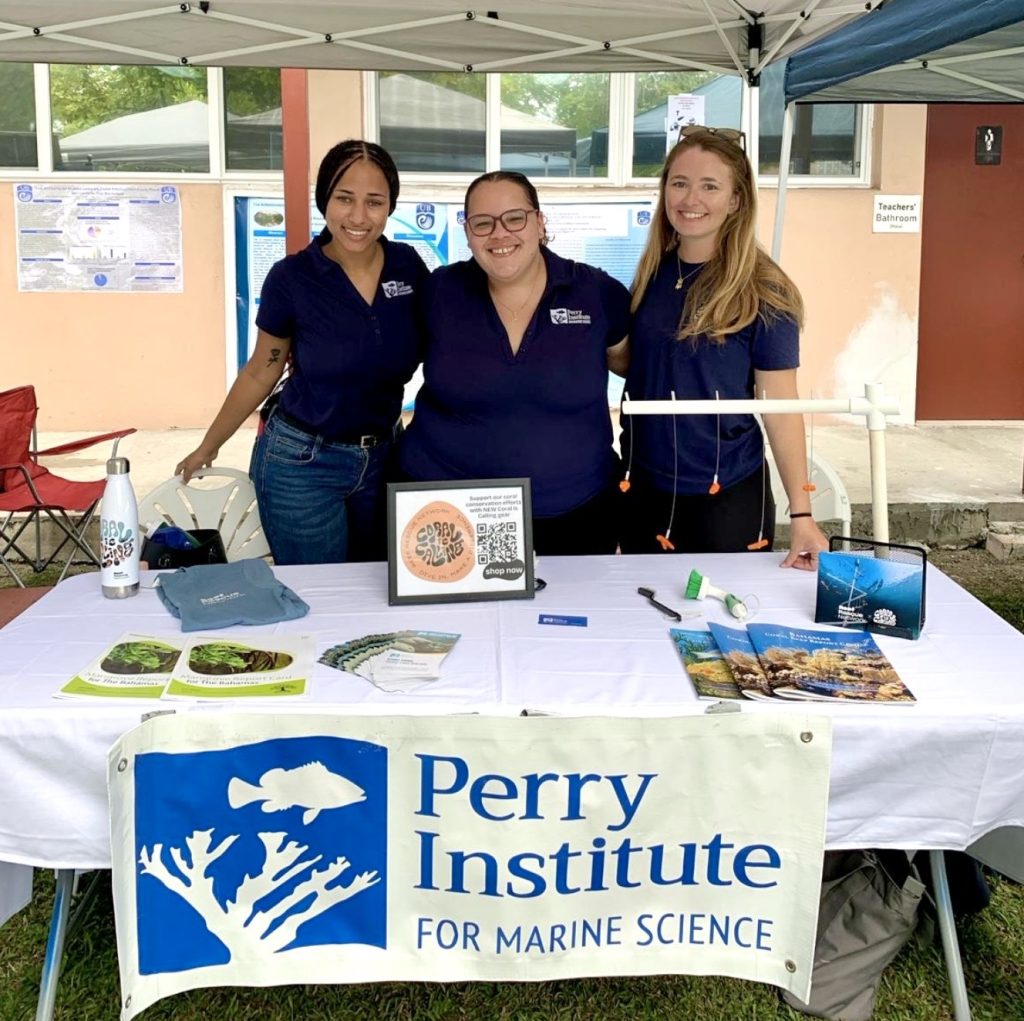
[771, 102, 794, 262]
[281, 69, 311, 256]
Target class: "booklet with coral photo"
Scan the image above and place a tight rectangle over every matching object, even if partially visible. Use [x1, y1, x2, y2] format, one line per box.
[745, 623, 915, 704]
[669, 628, 742, 700]
[707, 623, 775, 701]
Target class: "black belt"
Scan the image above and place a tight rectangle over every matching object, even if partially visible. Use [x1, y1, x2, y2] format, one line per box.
[274, 408, 394, 449]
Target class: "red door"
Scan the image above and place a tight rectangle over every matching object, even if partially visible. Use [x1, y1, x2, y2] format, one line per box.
[917, 105, 1024, 420]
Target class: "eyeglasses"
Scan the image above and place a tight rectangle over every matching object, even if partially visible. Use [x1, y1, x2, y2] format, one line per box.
[465, 207, 538, 237]
[678, 125, 747, 152]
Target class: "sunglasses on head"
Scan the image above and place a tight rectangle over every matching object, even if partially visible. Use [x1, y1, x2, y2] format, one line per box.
[678, 125, 747, 151]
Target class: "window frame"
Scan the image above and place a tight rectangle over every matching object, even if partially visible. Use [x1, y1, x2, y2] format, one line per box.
[0, 64, 284, 181]
[366, 70, 873, 192]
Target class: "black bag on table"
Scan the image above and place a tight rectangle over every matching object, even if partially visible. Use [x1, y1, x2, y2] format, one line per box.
[141, 528, 227, 570]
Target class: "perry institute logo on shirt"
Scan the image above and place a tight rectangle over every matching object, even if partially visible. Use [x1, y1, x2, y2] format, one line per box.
[382, 279, 414, 298]
[549, 308, 592, 325]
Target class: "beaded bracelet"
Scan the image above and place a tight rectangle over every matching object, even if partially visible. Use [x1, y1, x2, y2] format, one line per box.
[789, 512, 814, 519]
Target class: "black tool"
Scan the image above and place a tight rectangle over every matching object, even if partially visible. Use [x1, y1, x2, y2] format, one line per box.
[637, 586, 682, 622]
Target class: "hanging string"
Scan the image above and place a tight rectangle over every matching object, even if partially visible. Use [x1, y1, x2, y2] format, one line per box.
[747, 386, 769, 550]
[708, 389, 722, 495]
[804, 389, 817, 494]
[619, 389, 633, 493]
[656, 390, 678, 551]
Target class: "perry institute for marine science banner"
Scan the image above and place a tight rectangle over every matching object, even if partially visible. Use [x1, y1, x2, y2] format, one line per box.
[108, 712, 832, 1019]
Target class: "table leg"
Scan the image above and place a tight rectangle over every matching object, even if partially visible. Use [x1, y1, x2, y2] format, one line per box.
[929, 850, 973, 1021]
[35, 868, 74, 1021]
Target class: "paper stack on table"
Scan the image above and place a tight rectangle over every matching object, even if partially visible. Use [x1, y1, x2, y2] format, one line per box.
[319, 630, 461, 692]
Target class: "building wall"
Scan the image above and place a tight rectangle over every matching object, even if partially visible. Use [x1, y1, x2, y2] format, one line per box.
[761, 105, 927, 424]
[1, 88, 927, 431]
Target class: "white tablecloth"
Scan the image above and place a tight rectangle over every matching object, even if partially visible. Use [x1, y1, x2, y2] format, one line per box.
[1, 554, 1022, 869]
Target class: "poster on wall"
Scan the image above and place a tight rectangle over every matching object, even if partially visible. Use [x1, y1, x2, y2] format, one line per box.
[233, 196, 653, 407]
[14, 183, 183, 292]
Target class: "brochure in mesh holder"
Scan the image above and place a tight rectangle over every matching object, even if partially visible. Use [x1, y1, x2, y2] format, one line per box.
[815, 537, 927, 640]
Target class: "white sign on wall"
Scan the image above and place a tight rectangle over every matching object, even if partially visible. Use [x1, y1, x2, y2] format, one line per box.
[873, 195, 922, 234]
[666, 94, 707, 152]
[110, 712, 831, 1019]
[13, 183, 183, 292]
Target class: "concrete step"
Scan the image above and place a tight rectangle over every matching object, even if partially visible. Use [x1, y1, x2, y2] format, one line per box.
[986, 521, 1024, 563]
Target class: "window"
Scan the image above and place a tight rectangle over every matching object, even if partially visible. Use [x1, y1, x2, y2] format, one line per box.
[501, 73, 609, 178]
[372, 69, 866, 186]
[224, 68, 282, 171]
[758, 61, 862, 177]
[376, 72, 610, 179]
[380, 72, 486, 174]
[50, 64, 210, 173]
[0, 63, 37, 168]
[629, 71, 729, 178]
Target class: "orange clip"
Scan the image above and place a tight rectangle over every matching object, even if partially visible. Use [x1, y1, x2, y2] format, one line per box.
[656, 534, 676, 551]
[747, 537, 769, 550]
[708, 480, 721, 495]
[619, 479, 631, 493]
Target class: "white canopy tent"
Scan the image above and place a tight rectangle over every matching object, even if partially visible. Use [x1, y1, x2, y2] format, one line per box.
[0, 10, 978, 1018]
[0, 2, 873, 75]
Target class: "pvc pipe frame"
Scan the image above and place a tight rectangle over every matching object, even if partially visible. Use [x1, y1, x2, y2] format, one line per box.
[621, 382, 899, 543]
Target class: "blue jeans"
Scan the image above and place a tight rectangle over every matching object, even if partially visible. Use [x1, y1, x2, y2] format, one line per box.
[249, 413, 394, 565]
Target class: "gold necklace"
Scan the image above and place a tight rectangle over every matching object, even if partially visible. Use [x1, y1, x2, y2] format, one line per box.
[675, 251, 702, 290]
[490, 267, 543, 321]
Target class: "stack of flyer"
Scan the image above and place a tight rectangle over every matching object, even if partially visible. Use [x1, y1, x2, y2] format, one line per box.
[318, 630, 461, 692]
[671, 622, 915, 704]
[57, 632, 314, 701]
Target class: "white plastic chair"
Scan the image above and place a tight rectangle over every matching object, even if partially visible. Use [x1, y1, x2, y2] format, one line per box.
[768, 449, 852, 536]
[137, 467, 271, 562]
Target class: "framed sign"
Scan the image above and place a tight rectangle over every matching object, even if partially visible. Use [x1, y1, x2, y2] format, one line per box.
[387, 479, 534, 605]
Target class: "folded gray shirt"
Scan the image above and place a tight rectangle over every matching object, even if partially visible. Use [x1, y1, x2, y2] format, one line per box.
[156, 560, 309, 631]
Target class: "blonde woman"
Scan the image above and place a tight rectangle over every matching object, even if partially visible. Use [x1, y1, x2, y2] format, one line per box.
[619, 127, 828, 568]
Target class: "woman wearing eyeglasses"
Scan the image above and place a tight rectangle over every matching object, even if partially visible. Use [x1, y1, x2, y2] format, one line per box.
[399, 170, 629, 555]
[619, 127, 829, 569]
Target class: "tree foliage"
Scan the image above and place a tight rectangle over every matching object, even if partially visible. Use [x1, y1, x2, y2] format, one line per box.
[0, 63, 35, 130]
[47, 65, 281, 137]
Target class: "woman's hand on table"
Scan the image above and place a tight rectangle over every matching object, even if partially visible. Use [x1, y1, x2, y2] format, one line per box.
[779, 516, 830, 571]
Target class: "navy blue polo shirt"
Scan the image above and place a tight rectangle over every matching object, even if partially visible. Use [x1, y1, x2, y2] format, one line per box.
[622, 252, 799, 494]
[256, 235, 427, 438]
[400, 247, 630, 518]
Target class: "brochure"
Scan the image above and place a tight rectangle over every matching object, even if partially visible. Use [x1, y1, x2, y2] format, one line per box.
[707, 623, 774, 700]
[162, 634, 314, 700]
[669, 628, 742, 700]
[319, 630, 461, 692]
[59, 632, 313, 701]
[746, 623, 915, 704]
[56, 632, 183, 700]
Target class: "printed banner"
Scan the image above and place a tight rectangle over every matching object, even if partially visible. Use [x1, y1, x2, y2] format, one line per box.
[109, 713, 831, 1019]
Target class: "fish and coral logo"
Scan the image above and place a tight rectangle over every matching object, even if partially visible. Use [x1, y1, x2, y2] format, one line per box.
[133, 737, 387, 973]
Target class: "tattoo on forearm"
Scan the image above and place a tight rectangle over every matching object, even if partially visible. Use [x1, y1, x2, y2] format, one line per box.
[267, 347, 281, 366]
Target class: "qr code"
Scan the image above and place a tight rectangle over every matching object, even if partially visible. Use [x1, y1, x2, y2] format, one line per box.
[477, 521, 518, 564]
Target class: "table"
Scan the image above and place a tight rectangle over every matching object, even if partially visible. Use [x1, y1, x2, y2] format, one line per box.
[2, 554, 1022, 1020]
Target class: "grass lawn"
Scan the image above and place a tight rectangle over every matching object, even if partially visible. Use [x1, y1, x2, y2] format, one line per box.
[2, 555, 1023, 1020]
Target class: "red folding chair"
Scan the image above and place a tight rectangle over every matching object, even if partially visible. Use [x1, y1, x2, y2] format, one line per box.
[0, 385, 135, 587]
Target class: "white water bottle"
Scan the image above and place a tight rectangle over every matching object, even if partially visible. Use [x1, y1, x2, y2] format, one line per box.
[99, 441, 140, 598]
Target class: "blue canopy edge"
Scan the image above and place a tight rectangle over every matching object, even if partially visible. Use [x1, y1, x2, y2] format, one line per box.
[784, 0, 1024, 104]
